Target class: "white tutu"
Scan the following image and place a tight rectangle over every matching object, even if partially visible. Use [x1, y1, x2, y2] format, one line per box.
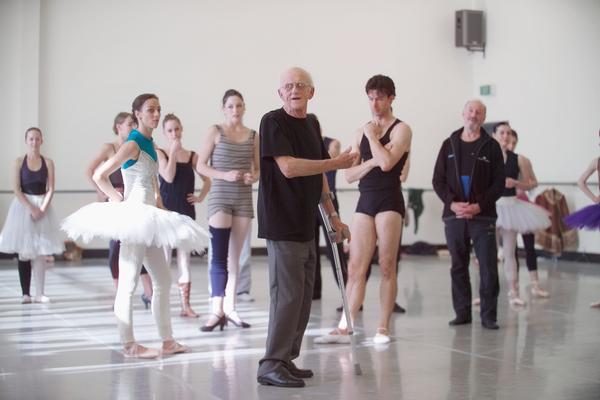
[0, 194, 65, 260]
[61, 201, 209, 253]
[496, 196, 551, 233]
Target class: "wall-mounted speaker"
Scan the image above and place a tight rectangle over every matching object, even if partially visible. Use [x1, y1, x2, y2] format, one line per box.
[455, 10, 485, 50]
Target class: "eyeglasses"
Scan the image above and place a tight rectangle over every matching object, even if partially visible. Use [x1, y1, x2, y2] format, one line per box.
[281, 82, 311, 91]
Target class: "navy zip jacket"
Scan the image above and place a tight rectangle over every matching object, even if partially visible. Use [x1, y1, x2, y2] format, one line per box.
[432, 127, 505, 220]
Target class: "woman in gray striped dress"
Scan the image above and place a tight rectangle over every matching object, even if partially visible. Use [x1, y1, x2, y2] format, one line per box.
[196, 89, 259, 331]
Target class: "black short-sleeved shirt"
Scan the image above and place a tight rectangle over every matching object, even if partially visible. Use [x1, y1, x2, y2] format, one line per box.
[257, 108, 328, 241]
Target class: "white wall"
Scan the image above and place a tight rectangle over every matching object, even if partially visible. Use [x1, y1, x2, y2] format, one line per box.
[0, 0, 40, 189]
[1, 0, 599, 252]
[471, 0, 600, 252]
[473, 0, 600, 182]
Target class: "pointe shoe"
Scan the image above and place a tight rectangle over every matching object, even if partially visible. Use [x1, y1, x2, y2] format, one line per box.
[226, 311, 251, 328]
[123, 343, 160, 359]
[21, 295, 32, 304]
[200, 314, 227, 332]
[141, 293, 151, 309]
[314, 328, 351, 344]
[34, 295, 50, 303]
[161, 340, 190, 355]
[508, 290, 526, 306]
[590, 300, 600, 308]
[472, 298, 481, 306]
[530, 285, 549, 298]
[373, 328, 391, 344]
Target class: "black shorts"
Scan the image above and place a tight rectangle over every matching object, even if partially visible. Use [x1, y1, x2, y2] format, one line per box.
[356, 188, 405, 218]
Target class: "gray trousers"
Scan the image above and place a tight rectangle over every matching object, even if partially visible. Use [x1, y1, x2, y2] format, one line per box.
[237, 226, 252, 294]
[257, 239, 316, 377]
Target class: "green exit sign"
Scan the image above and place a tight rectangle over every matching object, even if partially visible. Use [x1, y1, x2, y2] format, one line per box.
[480, 85, 492, 96]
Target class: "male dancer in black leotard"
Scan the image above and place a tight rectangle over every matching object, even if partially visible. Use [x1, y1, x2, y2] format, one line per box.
[316, 74, 412, 345]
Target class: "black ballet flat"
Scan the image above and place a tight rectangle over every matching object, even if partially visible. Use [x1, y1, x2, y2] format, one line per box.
[141, 294, 151, 309]
[200, 314, 227, 332]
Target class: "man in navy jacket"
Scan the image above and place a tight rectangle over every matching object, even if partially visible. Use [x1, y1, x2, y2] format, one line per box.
[432, 100, 505, 329]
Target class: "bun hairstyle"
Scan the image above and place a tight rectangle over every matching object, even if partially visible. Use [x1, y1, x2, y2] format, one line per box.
[162, 113, 182, 129]
[25, 127, 42, 140]
[222, 89, 244, 106]
[112, 112, 132, 135]
[131, 93, 158, 125]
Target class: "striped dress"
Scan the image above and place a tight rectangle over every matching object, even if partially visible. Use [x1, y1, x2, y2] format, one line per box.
[207, 125, 255, 218]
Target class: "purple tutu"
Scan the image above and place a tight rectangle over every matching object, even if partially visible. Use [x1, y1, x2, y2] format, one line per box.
[564, 204, 600, 230]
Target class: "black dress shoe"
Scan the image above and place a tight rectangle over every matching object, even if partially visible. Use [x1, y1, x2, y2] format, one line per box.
[482, 320, 499, 330]
[257, 366, 305, 388]
[393, 303, 406, 313]
[288, 362, 314, 379]
[448, 316, 472, 326]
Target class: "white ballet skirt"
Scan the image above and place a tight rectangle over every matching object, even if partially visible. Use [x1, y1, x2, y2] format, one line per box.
[62, 151, 209, 253]
[496, 196, 551, 233]
[0, 194, 65, 260]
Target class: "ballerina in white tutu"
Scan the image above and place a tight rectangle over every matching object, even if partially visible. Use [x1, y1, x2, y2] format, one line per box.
[507, 130, 550, 299]
[63, 93, 207, 358]
[564, 129, 600, 308]
[84, 112, 154, 307]
[0, 127, 64, 303]
[492, 122, 550, 307]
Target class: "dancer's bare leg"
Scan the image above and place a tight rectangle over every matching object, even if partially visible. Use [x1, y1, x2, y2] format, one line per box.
[374, 211, 402, 333]
[340, 213, 377, 329]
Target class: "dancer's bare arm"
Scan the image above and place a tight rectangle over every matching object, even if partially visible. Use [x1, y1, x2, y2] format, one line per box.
[364, 121, 411, 171]
[345, 128, 375, 183]
[86, 143, 113, 200]
[93, 141, 140, 202]
[577, 157, 600, 203]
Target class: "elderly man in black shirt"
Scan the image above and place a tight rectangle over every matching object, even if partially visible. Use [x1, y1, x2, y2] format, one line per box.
[432, 100, 505, 330]
[256, 67, 357, 387]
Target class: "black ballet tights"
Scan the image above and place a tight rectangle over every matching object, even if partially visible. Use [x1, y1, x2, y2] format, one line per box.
[18, 260, 32, 296]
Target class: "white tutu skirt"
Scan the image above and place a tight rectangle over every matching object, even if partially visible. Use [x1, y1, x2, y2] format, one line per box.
[496, 196, 551, 233]
[61, 201, 209, 253]
[0, 195, 65, 260]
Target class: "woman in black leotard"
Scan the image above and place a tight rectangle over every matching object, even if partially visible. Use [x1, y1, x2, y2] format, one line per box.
[157, 113, 210, 318]
[0, 127, 64, 303]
